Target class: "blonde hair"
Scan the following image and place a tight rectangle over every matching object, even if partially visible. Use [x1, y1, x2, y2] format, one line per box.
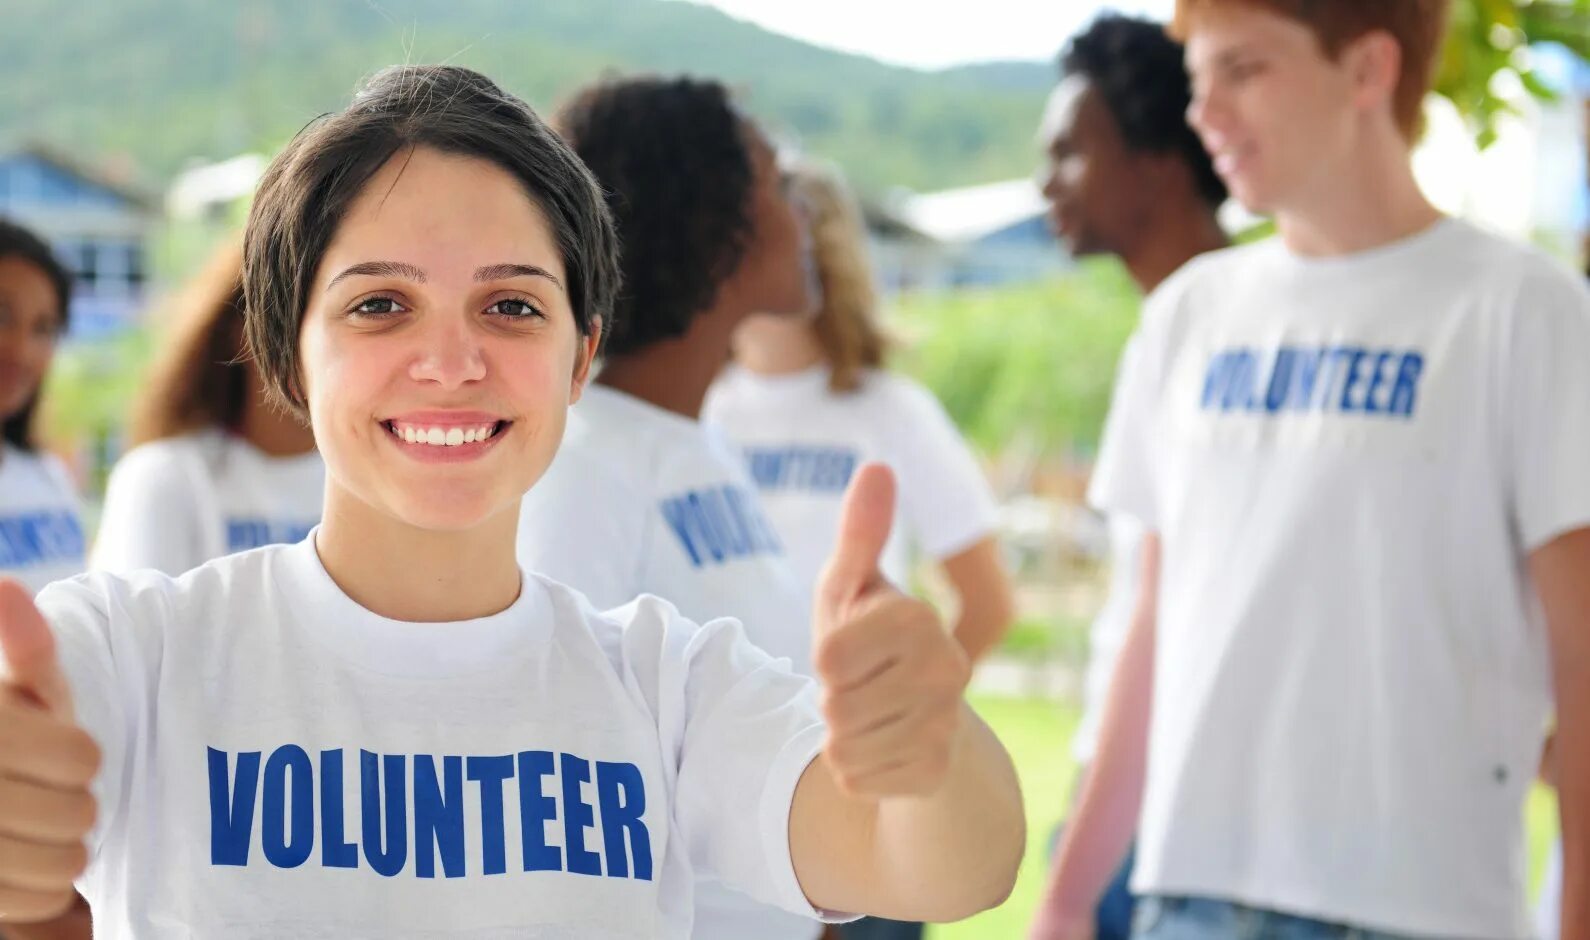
[127, 238, 250, 447]
[796, 162, 889, 393]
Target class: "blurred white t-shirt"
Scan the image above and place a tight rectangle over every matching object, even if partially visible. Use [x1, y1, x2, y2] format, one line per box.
[92, 429, 324, 576]
[704, 365, 997, 594]
[0, 442, 84, 594]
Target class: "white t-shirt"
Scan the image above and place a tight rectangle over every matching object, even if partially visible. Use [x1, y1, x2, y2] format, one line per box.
[1071, 512, 1143, 765]
[35, 536, 834, 939]
[92, 429, 325, 576]
[0, 443, 85, 594]
[704, 365, 998, 594]
[517, 384, 823, 940]
[1091, 219, 1590, 939]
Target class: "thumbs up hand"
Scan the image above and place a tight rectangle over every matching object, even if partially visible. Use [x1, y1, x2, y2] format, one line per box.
[813, 463, 971, 798]
[0, 579, 99, 923]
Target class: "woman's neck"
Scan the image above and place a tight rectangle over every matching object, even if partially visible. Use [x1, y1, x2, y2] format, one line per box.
[731, 315, 824, 376]
[314, 488, 523, 622]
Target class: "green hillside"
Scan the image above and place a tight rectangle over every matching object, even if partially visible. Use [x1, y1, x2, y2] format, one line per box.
[0, 0, 1056, 195]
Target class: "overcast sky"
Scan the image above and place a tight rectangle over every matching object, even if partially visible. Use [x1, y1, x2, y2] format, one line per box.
[685, 0, 1178, 70]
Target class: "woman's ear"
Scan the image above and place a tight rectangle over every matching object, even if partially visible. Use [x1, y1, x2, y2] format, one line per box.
[570, 318, 604, 403]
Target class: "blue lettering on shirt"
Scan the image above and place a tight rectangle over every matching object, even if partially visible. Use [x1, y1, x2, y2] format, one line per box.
[745, 445, 859, 493]
[206, 746, 653, 881]
[1199, 345, 1425, 418]
[0, 511, 84, 568]
[658, 484, 783, 569]
[226, 518, 317, 552]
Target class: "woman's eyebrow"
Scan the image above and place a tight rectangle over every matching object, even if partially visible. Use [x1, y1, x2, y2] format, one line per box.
[474, 263, 563, 291]
[327, 260, 428, 288]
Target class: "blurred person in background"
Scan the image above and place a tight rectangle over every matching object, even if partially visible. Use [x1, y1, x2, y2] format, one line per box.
[704, 159, 1014, 940]
[91, 239, 322, 576]
[0, 218, 84, 596]
[1033, 1, 1590, 938]
[0, 63, 1021, 939]
[1029, 13, 1228, 940]
[520, 75, 1008, 940]
[705, 160, 1015, 674]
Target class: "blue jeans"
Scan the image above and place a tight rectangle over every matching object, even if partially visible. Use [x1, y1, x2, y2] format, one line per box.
[836, 917, 922, 940]
[1132, 896, 1424, 940]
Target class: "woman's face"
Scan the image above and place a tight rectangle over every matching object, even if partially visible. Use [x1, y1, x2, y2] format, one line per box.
[0, 256, 64, 423]
[720, 125, 817, 319]
[297, 146, 599, 533]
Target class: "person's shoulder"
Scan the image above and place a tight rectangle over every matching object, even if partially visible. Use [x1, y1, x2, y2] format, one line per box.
[1444, 222, 1590, 327]
[109, 430, 220, 480]
[1149, 241, 1263, 305]
[557, 388, 671, 479]
[1131, 243, 1257, 345]
[528, 571, 739, 671]
[857, 369, 955, 425]
[1, 445, 76, 498]
[52, 541, 289, 610]
[528, 426, 654, 512]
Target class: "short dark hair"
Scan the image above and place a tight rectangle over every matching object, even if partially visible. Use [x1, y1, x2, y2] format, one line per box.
[0, 217, 72, 451]
[555, 76, 756, 357]
[1061, 15, 1228, 208]
[243, 65, 621, 413]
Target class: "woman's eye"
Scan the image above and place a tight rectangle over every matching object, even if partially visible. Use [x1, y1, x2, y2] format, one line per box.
[487, 298, 542, 319]
[353, 296, 405, 316]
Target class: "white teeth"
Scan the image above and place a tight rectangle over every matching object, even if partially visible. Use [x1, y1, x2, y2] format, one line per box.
[391, 422, 500, 446]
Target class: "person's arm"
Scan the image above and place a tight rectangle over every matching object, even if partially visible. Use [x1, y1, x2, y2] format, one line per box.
[1028, 534, 1159, 940]
[0, 896, 91, 940]
[939, 536, 1015, 663]
[1532, 528, 1590, 940]
[787, 464, 1025, 921]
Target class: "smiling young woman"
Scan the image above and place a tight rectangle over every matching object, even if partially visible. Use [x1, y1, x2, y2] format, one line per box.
[0, 65, 1023, 939]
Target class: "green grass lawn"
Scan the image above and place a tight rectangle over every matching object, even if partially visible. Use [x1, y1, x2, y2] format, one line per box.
[927, 694, 1560, 939]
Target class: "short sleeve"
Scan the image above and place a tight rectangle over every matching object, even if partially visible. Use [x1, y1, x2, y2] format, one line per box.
[517, 446, 648, 610]
[671, 617, 844, 922]
[886, 378, 999, 561]
[1505, 263, 1590, 552]
[32, 576, 133, 860]
[91, 443, 209, 576]
[1088, 330, 1162, 527]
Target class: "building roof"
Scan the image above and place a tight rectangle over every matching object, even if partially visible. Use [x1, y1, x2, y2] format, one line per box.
[166, 153, 268, 218]
[896, 178, 1049, 245]
[6, 143, 156, 212]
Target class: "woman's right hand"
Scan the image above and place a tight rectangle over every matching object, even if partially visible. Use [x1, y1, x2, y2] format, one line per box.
[0, 580, 99, 924]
